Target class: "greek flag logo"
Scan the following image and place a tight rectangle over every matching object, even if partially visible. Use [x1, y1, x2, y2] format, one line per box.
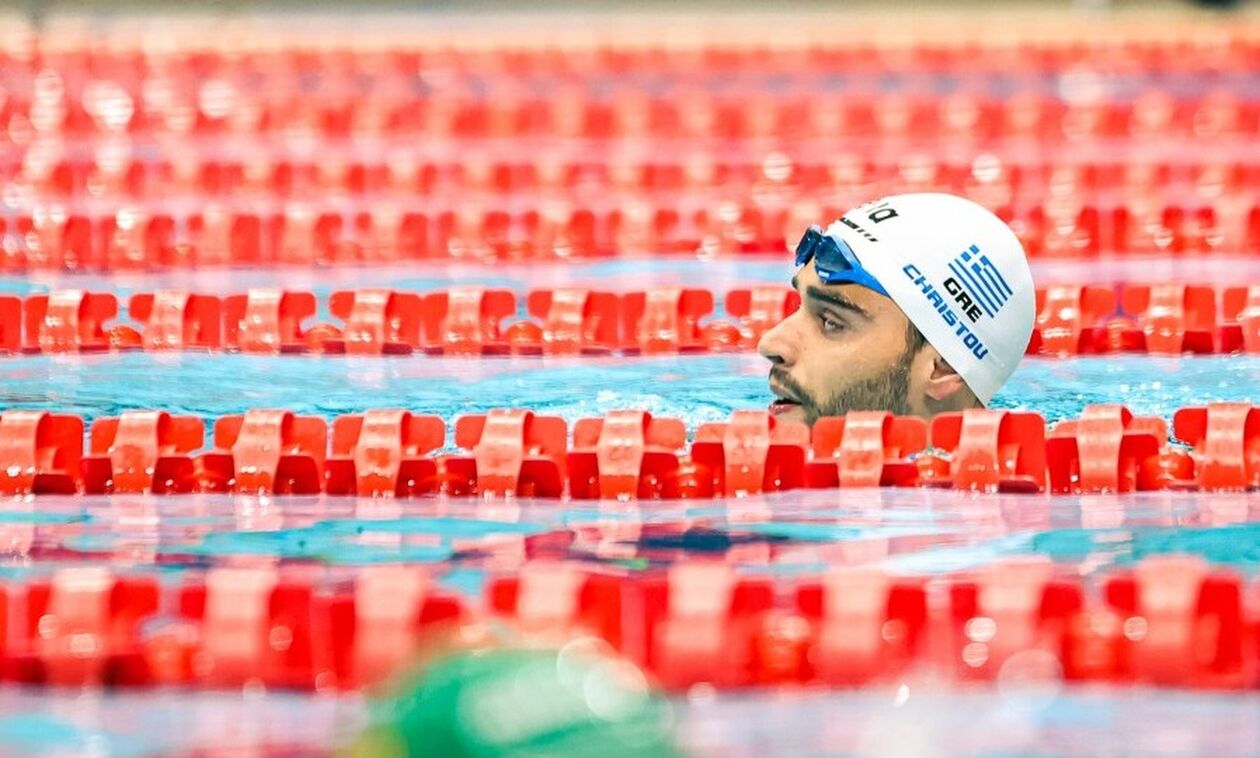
[946, 245, 1013, 318]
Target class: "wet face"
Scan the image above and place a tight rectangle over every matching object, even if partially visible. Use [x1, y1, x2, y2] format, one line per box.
[758, 263, 925, 425]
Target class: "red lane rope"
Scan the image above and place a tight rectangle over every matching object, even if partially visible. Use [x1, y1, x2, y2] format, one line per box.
[5, 283, 1260, 357]
[0, 555, 1250, 692]
[3, 403, 1258, 498]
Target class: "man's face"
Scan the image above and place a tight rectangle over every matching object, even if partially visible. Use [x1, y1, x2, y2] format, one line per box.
[758, 262, 923, 425]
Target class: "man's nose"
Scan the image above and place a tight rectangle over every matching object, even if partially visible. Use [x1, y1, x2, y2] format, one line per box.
[757, 313, 799, 366]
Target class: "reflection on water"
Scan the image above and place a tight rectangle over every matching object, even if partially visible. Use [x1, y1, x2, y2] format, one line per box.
[7, 489, 1260, 579]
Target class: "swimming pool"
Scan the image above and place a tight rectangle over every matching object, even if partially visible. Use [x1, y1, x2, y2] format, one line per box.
[5, 6, 1260, 754]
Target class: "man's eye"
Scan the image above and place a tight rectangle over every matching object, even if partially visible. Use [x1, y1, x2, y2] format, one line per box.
[820, 314, 846, 333]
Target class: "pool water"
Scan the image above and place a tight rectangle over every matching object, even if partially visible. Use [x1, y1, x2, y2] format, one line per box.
[6, 487, 1260, 581]
[2, 351, 1258, 433]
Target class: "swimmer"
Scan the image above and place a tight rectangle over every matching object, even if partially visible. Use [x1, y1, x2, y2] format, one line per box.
[760, 193, 1035, 425]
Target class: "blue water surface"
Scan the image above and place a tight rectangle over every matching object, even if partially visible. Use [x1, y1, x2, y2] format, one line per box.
[2, 351, 1257, 432]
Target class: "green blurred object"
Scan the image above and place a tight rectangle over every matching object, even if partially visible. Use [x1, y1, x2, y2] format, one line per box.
[354, 645, 681, 758]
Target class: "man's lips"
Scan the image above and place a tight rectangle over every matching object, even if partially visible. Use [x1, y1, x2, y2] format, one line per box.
[769, 400, 800, 416]
[768, 378, 803, 410]
[769, 377, 801, 402]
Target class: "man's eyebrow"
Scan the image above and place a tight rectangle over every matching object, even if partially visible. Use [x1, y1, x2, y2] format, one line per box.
[804, 285, 872, 320]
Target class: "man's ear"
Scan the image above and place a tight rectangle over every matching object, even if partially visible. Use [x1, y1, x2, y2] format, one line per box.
[924, 351, 969, 402]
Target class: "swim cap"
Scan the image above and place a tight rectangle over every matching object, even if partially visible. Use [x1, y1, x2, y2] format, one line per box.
[363, 648, 680, 758]
[821, 193, 1035, 405]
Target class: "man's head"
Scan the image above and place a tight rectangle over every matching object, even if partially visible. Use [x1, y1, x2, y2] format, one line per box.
[759, 193, 1035, 425]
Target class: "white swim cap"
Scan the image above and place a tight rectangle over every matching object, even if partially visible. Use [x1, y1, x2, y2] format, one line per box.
[821, 193, 1035, 405]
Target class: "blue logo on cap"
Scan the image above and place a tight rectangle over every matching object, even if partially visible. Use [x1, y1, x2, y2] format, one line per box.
[946, 245, 1013, 318]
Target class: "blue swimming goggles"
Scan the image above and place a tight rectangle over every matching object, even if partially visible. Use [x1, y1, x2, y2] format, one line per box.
[794, 225, 889, 298]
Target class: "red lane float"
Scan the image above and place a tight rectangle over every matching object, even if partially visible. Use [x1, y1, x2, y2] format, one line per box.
[1099, 556, 1249, 688]
[3, 213, 94, 271]
[447, 409, 567, 496]
[270, 208, 350, 266]
[1222, 285, 1260, 352]
[128, 292, 222, 350]
[0, 410, 84, 495]
[691, 410, 809, 496]
[722, 287, 800, 350]
[793, 567, 927, 685]
[5, 568, 159, 686]
[222, 289, 317, 353]
[949, 558, 1082, 682]
[0, 296, 20, 353]
[805, 412, 927, 488]
[512, 288, 620, 355]
[353, 209, 432, 261]
[487, 561, 625, 648]
[1172, 403, 1260, 490]
[326, 289, 423, 355]
[1033, 285, 1116, 355]
[1113, 204, 1227, 256]
[22, 291, 119, 353]
[0, 566, 470, 690]
[1118, 284, 1229, 355]
[621, 288, 714, 354]
[317, 566, 466, 690]
[166, 568, 317, 689]
[567, 410, 687, 499]
[922, 409, 1048, 493]
[419, 287, 516, 355]
[1046, 404, 1170, 494]
[4, 45, 1258, 128]
[640, 562, 776, 688]
[101, 211, 178, 270]
[1006, 204, 1102, 259]
[695, 202, 786, 254]
[198, 409, 327, 494]
[187, 210, 264, 266]
[325, 410, 445, 496]
[608, 205, 693, 256]
[82, 411, 204, 494]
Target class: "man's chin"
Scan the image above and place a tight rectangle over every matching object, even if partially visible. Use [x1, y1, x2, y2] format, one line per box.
[768, 401, 808, 424]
